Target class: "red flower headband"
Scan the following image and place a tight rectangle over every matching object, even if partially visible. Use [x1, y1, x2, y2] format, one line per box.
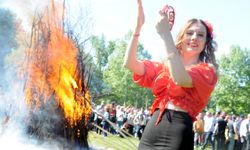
[204, 21, 214, 38]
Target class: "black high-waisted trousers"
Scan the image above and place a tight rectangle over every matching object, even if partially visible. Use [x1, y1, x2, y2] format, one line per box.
[138, 109, 194, 150]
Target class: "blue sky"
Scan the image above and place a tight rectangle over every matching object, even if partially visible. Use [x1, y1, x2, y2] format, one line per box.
[89, 0, 250, 60]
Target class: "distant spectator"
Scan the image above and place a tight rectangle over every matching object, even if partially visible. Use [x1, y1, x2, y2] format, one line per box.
[94, 101, 105, 134]
[193, 113, 204, 148]
[235, 114, 245, 150]
[201, 111, 216, 150]
[102, 105, 110, 137]
[109, 102, 117, 134]
[240, 114, 250, 150]
[213, 111, 227, 150]
[225, 115, 236, 150]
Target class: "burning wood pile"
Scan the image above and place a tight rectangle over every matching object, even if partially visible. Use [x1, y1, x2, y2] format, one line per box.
[21, 0, 92, 149]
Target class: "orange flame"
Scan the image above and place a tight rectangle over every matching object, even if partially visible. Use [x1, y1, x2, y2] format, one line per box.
[24, 0, 91, 126]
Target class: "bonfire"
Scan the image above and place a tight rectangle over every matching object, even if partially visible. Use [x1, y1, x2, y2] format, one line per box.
[21, 0, 92, 149]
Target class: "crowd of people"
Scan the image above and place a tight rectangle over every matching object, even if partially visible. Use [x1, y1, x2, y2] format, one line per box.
[89, 101, 250, 150]
[90, 101, 150, 140]
[193, 111, 250, 150]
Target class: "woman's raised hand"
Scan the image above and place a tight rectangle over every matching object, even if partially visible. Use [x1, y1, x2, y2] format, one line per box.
[135, 0, 145, 32]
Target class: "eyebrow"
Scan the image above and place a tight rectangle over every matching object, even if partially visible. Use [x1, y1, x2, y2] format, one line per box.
[187, 29, 206, 34]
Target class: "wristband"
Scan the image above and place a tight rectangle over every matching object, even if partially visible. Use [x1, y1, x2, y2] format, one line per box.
[133, 33, 140, 37]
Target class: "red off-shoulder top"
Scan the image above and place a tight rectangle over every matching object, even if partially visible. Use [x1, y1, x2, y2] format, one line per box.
[133, 60, 218, 125]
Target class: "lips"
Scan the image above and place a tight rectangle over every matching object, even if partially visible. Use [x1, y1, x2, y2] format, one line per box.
[188, 43, 198, 48]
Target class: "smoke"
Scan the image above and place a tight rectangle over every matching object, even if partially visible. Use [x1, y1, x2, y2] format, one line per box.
[0, 123, 64, 150]
[0, 60, 45, 149]
[0, 1, 94, 149]
[0, 91, 86, 150]
[0, 44, 63, 149]
[0, 0, 50, 15]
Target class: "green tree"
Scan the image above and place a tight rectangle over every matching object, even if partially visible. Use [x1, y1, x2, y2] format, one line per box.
[90, 35, 115, 71]
[89, 35, 115, 100]
[102, 32, 153, 107]
[210, 46, 250, 114]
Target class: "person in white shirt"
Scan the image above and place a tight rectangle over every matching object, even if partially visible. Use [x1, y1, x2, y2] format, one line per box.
[240, 114, 250, 150]
[116, 106, 125, 129]
[201, 112, 216, 150]
[94, 101, 105, 134]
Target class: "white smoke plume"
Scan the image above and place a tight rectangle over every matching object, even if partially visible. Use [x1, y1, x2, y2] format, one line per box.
[0, 0, 95, 149]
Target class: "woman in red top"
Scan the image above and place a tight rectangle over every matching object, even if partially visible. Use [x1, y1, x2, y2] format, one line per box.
[123, 0, 218, 150]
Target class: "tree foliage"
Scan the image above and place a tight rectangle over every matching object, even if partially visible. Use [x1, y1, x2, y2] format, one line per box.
[90, 32, 153, 107]
[88, 35, 115, 98]
[210, 46, 250, 114]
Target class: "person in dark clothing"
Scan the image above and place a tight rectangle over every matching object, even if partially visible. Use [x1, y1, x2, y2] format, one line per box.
[225, 115, 236, 150]
[109, 102, 117, 134]
[213, 112, 227, 150]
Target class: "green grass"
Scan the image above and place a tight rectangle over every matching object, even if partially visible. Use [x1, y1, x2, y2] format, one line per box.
[88, 131, 211, 150]
[88, 131, 139, 150]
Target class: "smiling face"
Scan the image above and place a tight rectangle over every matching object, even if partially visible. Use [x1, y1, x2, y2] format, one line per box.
[181, 22, 207, 57]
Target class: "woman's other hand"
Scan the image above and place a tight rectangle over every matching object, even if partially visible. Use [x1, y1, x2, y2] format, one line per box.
[155, 10, 171, 38]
